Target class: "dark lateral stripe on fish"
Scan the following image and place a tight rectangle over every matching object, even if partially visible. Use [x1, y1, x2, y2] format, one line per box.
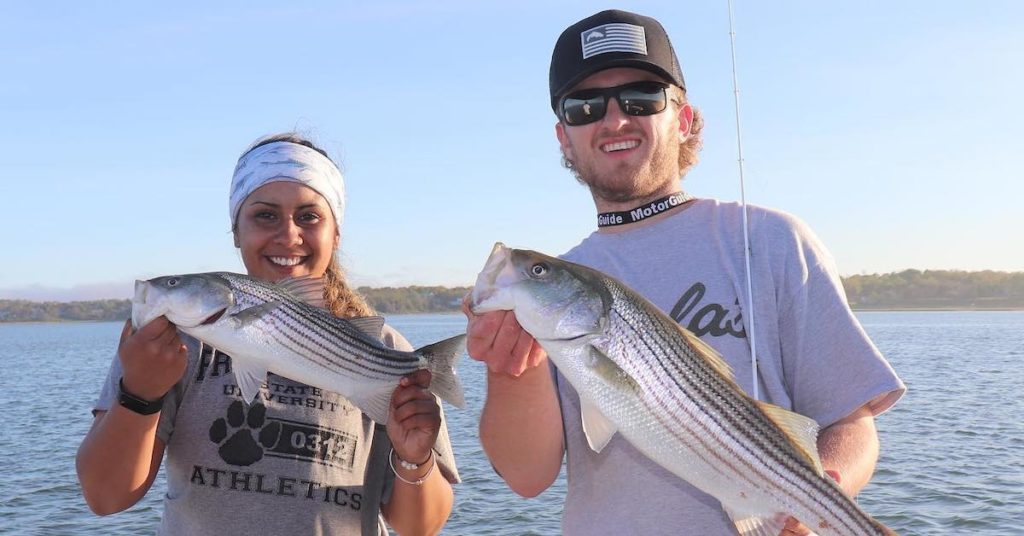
[226, 277, 420, 374]
[634, 346, 859, 533]
[239, 277, 421, 370]
[268, 313, 392, 379]
[269, 307, 418, 379]
[216, 273, 428, 382]
[280, 308, 423, 374]
[609, 306, 790, 508]
[271, 301, 413, 370]
[265, 326, 399, 382]
[609, 293, 873, 534]
[622, 305, 867, 533]
[228, 285, 418, 379]
[274, 299, 382, 353]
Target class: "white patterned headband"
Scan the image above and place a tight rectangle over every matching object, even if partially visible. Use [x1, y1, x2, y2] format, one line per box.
[229, 140, 346, 228]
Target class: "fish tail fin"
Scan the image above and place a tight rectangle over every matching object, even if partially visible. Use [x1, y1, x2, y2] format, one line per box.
[725, 508, 786, 536]
[416, 334, 466, 409]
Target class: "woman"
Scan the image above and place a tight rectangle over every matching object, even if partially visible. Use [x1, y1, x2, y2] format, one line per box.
[77, 133, 458, 535]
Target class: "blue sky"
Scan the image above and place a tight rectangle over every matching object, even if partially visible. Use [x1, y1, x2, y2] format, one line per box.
[2, 1, 1022, 300]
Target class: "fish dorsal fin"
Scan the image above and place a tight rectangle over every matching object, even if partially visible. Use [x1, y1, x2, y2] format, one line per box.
[229, 301, 281, 327]
[757, 401, 825, 476]
[276, 276, 326, 308]
[347, 316, 386, 338]
[580, 397, 617, 453]
[231, 354, 268, 405]
[678, 327, 736, 383]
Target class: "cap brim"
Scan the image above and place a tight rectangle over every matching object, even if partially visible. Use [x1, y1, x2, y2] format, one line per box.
[550, 59, 685, 111]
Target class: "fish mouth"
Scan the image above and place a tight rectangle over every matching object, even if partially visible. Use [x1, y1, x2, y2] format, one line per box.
[201, 308, 227, 325]
[470, 243, 514, 313]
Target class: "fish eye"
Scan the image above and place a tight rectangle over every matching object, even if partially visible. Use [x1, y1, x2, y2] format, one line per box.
[167, 278, 179, 287]
[530, 263, 548, 277]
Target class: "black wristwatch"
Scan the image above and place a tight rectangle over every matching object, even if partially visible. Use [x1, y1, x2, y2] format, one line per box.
[118, 378, 165, 415]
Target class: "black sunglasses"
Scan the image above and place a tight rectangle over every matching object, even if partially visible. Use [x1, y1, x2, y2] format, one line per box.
[559, 81, 672, 126]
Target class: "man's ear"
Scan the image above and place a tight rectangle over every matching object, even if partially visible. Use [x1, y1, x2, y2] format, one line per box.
[555, 121, 575, 163]
[677, 103, 694, 142]
[232, 230, 240, 248]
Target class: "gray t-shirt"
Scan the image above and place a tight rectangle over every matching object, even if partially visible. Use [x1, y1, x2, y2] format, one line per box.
[96, 324, 459, 536]
[556, 198, 905, 535]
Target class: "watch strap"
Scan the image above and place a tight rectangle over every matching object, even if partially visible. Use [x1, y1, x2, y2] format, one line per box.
[118, 377, 165, 415]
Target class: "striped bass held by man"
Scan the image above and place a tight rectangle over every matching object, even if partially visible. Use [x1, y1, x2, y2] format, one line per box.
[131, 271, 466, 425]
[470, 243, 897, 536]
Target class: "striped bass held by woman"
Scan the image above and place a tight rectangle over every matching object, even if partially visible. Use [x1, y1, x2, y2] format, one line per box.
[470, 243, 897, 536]
[131, 271, 466, 425]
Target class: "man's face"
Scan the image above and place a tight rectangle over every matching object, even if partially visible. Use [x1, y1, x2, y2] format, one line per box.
[555, 67, 692, 205]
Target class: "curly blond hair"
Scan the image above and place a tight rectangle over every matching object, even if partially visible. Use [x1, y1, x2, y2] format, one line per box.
[672, 86, 704, 176]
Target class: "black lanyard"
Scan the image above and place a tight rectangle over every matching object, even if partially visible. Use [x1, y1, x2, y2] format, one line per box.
[597, 191, 696, 227]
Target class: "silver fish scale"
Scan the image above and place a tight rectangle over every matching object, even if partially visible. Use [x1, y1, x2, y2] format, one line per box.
[217, 273, 424, 380]
[597, 276, 885, 536]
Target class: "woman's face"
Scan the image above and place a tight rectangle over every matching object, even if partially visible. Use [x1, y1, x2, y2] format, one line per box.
[234, 181, 338, 282]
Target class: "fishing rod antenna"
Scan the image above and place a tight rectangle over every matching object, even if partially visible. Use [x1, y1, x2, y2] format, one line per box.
[727, 0, 760, 401]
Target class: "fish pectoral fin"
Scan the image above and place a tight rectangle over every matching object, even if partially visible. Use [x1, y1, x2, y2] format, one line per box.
[586, 345, 640, 393]
[347, 316, 386, 338]
[724, 507, 788, 536]
[757, 402, 825, 476]
[580, 398, 617, 453]
[229, 301, 282, 327]
[231, 357, 268, 404]
[276, 276, 327, 308]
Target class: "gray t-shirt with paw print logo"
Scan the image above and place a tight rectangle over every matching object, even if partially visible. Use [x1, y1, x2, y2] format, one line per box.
[95, 324, 459, 536]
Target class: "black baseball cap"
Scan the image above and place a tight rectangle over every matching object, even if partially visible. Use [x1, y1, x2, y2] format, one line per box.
[549, 9, 685, 111]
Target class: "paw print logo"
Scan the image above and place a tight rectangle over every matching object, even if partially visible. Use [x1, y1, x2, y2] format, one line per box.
[208, 400, 282, 466]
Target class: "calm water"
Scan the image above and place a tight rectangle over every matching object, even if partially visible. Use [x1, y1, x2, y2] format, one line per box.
[0, 311, 1021, 535]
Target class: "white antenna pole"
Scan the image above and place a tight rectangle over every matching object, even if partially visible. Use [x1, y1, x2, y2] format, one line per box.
[727, 0, 759, 400]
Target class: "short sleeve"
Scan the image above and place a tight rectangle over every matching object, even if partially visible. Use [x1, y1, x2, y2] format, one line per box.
[773, 214, 905, 428]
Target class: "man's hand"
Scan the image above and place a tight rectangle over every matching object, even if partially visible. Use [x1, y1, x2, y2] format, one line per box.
[463, 297, 546, 376]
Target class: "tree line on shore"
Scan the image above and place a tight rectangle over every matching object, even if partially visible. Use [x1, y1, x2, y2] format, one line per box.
[2, 270, 1022, 323]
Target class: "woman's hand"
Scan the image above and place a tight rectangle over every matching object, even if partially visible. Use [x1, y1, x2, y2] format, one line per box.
[118, 317, 188, 401]
[386, 369, 441, 465]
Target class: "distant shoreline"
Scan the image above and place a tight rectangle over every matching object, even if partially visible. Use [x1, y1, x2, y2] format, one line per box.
[3, 269, 1023, 322]
[1, 308, 1021, 325]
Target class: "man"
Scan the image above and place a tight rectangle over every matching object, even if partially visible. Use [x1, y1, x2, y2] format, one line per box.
[464, 9, 905, 536]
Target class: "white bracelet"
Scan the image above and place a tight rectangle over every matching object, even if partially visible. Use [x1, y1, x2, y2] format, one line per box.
[389, 448, 435, 486]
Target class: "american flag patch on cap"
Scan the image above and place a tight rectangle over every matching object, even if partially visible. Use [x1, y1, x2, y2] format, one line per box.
[580, 23, 647, 59]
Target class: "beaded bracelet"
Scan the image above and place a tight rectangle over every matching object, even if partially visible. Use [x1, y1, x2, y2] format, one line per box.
[389, 448, 436, 486]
